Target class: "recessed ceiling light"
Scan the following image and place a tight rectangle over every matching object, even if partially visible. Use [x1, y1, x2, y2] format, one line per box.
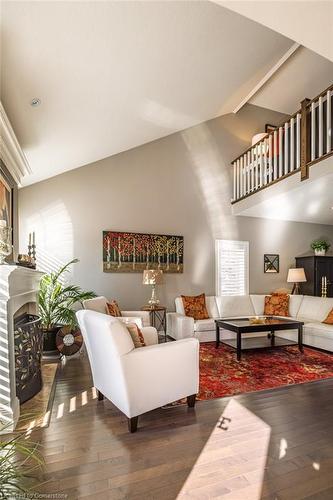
[30, 98, 41, 107]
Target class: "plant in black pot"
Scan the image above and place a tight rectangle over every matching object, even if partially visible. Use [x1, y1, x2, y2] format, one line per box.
[38, 259, 95, 355]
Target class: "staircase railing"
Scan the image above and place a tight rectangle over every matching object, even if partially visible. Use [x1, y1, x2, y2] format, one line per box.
[231, 83, 333, 203]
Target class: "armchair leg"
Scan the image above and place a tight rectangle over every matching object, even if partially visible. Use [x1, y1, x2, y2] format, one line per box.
[97, 390, 104, 401]
[128, 416, 139, 433]
[187, 394, 196, 408]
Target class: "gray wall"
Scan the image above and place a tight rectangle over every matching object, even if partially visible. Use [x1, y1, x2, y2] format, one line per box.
[19, 104, 333, 310]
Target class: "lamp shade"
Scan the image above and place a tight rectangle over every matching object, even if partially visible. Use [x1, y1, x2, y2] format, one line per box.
[251, 133, 267, 146]
[287, 268, 306, 283]
[142, 269, 163, 285]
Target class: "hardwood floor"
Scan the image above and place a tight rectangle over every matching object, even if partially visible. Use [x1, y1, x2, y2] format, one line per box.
[31, 353, 333, 499]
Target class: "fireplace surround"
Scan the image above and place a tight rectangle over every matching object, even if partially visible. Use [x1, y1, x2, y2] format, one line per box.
[0, 265, 44, 433]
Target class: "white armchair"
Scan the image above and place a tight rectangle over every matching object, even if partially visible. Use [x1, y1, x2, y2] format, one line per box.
[76, 310, 199, 432]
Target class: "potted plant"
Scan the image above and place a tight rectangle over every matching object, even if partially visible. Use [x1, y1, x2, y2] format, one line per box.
[311, 239, 331, 256]
[0, 420, 43, 497]
[38, 259, 95, 354]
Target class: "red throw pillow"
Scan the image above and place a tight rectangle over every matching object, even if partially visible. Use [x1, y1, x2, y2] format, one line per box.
[264, 293, 289, 317]
[126, 323, 146, 348]
[323, 309, 333, 325]
[181, 293, 209, 320]
[106, 300, 122, 317]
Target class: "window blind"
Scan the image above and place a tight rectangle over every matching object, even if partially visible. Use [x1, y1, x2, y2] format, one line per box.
[215, 240, 249, 296]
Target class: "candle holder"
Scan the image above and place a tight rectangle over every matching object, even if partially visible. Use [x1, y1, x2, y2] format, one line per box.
[321, 276, 327, 298]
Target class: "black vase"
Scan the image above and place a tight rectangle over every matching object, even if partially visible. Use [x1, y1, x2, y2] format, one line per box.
[43, 326, 62, 356]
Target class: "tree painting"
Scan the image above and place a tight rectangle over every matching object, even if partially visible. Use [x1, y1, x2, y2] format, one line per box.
[102, 231, 184, 273]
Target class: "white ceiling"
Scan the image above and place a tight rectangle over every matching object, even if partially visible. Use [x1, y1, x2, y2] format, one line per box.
[250, 46, 333, 115]
[233, 156, 333, 225]
[218, 0, 333, 62]
[1, 1, 294, 185]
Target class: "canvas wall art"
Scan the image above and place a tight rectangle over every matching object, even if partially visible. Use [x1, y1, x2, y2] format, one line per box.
[0, 172, 12, 229]
[103, 231, 184, 273]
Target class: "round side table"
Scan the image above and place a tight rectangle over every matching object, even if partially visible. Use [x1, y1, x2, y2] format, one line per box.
[141, 305, 167, 342]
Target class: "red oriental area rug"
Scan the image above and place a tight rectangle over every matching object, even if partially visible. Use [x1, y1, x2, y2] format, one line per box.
[197, 343, 333, 400]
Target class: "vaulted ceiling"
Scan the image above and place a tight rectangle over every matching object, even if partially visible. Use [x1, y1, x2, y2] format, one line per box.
[1, 1, 332, 186]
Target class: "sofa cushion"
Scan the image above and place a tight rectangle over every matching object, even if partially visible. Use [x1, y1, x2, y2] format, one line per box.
[304, 322, 333, 340]
[264, 294, 289, 317]
[297, 296, 333, 322]
[175, 296, 217, 318]
[250, 295, 265, 315]
[181, 293, 210, 320]
[125, 323, 146, 348]
[106, 300, 122, 317]
[216, 295, 255, 318]
[193, 319, 216, 332]
[288, 295, 304, 318]
[323, 308, 333, 325]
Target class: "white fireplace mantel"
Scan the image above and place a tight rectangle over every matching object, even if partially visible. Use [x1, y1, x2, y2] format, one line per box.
[0, 265, 44, 433]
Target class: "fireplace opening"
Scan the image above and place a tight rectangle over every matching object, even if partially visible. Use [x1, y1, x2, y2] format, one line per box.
[14, 312, 43, 404]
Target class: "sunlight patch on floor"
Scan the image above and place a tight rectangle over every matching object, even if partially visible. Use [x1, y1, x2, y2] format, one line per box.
[177, 399, 271, 499]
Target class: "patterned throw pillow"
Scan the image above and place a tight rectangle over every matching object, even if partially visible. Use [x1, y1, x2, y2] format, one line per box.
[106, 300, 122, 317]
[264, 293, 289, 317]
[181, 293, 210, 320]
[323, 309, 333, 325]
[126, 323, 146, 348]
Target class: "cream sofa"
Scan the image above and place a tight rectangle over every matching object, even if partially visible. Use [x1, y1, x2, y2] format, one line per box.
[166, 295, 333, 352]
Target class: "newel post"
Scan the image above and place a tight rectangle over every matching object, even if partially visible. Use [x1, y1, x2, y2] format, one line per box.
[300, 98, 310, 181]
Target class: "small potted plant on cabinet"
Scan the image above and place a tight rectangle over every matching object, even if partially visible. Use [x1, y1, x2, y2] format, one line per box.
[38, 259, 95, 355]
[311, 239, 331, 256]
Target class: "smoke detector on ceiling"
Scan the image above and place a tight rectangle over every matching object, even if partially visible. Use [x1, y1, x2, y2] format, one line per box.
[30, 98, 41, 107]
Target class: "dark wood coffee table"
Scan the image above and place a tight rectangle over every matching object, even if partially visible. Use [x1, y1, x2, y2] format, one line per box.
[215, 316, 304, 361]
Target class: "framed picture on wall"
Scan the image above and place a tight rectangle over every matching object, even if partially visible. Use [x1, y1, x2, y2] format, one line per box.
[103, 230, 184, 273]
[264, 254, 279, 273]
[0, 167, 13, 230]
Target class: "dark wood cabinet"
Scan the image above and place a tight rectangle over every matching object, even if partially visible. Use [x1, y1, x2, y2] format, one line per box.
[295, 255, 333, 297]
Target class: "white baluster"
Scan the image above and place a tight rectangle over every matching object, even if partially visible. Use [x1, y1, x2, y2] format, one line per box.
[236, 160, 240, 200]
[255, 144, 258, 190]
[296, 113, 301, 169]
[327, 90, 331, 154]
[319, 96, 323, 158]
[290, 117, 295, 171]
[284, 122, 289, 174]
[247, 151, 250, 193]
[233, 162, 236, 201]
[279, 126, 283, 177]
[259, 141, 264, 187]
[268, 134, 273, 183]
[240, 157, 243, 198]
[263, 139, 267, 185]
[311, 101, 316, 161]
[243, 154, 247, 196]
[273, 130, 278, 179]
[251, 148, 254, 191]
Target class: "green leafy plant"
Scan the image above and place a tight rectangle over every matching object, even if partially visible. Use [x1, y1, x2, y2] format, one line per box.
[311, 239, 331, 252]
[38, 258, 96, 330]
[0, 421, 44, 497]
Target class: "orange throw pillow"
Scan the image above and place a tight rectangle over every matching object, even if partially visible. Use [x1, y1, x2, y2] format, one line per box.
[264, 293, 289, 317]
[106, 300, 122, 317]
[323, 309, 333, 325]
[181, 293, 209, 320]
[126, 323, 146, 348]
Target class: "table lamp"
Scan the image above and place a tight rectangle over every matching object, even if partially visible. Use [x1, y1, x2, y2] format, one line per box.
[287, 268, 306, 295]
[143, 269, 163, 306]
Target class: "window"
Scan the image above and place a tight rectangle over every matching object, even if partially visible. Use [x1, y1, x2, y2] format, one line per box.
[215, 240, 249, 296]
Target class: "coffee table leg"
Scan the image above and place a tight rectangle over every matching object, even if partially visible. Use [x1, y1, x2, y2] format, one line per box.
[215, 323, 220, 348]
[298, 325, 304, 353]
[271, 330, 275, 346]
[237, 332, 241, 361]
